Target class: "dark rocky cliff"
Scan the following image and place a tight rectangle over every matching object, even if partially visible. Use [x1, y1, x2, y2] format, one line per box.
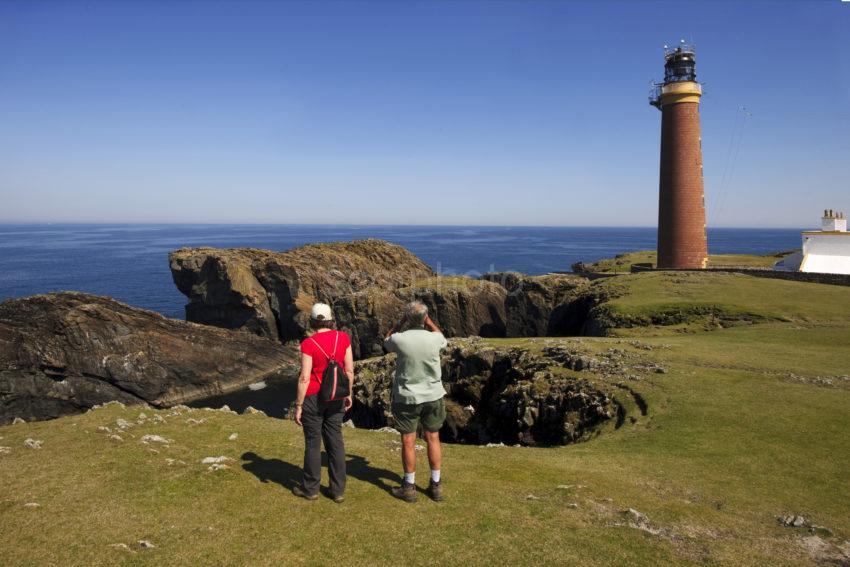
[353, 339, 619, 446]
[0, 292, 296, 424]
[170, 240, 593, 356]
[169, 239, 436, 354]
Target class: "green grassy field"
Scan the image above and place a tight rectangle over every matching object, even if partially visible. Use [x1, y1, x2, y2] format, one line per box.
[574, 250, 795, 273]
[1, 272, 848, 566]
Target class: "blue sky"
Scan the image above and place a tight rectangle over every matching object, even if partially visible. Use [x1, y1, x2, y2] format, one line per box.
[0, 1, 847, 227]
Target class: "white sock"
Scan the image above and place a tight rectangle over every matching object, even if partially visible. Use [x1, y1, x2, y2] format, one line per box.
[431, 469, 441, 483]
[403, 472, 415, 485]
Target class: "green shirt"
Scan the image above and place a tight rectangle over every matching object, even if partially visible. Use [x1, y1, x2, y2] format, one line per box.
[384, 329, 448, 405]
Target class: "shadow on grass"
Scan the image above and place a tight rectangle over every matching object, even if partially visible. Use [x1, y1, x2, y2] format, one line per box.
[345, 454, 401, 494]
[240, 451, 401, 495]
[241, 451, 301, 490]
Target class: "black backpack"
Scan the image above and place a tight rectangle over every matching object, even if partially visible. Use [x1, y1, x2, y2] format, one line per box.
[309, 331, 350, 402]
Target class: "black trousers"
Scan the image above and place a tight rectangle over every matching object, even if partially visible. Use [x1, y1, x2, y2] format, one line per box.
[300, 395, 346, 496]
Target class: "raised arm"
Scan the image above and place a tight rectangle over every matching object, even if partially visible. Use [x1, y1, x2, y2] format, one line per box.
[384, 313, 408, 341]
[424, 314, 442, 334]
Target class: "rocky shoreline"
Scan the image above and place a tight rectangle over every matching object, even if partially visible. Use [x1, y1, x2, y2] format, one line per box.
[2, 239, 630, 442]
[0, 292, 296, 425]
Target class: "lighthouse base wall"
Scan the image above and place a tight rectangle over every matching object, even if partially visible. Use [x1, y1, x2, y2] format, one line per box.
[657, 100, 708, 269]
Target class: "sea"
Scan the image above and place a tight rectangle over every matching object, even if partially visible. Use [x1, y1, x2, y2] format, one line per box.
[0, 224, 802, 319]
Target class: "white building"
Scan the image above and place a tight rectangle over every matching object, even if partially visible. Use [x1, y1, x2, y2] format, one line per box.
[774, 210, 850, 274]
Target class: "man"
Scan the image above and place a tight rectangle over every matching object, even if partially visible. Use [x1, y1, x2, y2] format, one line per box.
[383, 301, 448, 503]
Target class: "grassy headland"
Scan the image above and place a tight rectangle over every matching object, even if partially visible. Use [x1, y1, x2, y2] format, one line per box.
[1, 271, 848, 566]
[573, 250, 797, 274]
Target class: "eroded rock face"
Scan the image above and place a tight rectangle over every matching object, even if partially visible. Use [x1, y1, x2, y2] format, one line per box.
[170, 241, 593, 356]
[323, 278, 510, 359]
[170, 240, 436, 353]
[0, 292, 296, 424]
[353, 339, 618, 446]
[484, 272, 589, 336]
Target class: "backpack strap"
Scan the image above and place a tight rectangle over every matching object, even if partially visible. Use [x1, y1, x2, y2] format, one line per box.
[308, 331, 340, 362]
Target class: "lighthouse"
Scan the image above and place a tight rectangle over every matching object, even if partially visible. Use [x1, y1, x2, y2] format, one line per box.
[650, 42, 708, 269]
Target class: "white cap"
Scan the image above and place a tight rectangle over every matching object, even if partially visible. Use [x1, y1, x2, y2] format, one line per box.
[310, 302, 333, 321]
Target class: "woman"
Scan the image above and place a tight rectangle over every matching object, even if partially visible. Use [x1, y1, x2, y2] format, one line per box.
[292, 302, 354, 503]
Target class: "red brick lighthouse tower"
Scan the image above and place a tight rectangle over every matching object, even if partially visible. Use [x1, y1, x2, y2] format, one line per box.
[650, 42, 708, 269]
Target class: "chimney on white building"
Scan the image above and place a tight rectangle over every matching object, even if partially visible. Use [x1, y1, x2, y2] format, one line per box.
[822, 209, 847, 232]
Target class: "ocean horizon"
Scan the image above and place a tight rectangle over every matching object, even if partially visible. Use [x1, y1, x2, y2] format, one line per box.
[0, 223, 803, 319]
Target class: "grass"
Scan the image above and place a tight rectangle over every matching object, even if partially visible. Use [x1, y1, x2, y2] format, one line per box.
[589, 271, 850, 334]
[1, 272, 849, 566]
[574, 250, 796, 273]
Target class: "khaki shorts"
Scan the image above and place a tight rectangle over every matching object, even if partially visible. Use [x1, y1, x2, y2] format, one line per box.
[392, 398, 446, 434]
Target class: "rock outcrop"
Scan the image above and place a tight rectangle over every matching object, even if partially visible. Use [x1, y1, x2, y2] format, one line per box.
[170, 240, 593, 356]
[170, 240, 436, 355]
[484, 272, 589, 336]
[0, 292, 296, 424]
[353, 339, 619, 446]
[333, 277, 509, 357]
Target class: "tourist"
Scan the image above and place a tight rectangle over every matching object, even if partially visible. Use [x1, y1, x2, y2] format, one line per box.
[292, 303, 354, 503]
[384, 301, 448, 502]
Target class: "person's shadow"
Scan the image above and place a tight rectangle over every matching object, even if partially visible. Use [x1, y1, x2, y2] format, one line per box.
[345, 454, 400, 494]
[241, 451, 301, 490]
[241, 451, 400, 495]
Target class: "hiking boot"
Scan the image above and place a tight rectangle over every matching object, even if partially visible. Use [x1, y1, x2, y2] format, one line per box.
[332, 494, 345, 504]
[391, 481, 417, 503]
[426, 480, 443, 502]
[292, 485, 318, 501]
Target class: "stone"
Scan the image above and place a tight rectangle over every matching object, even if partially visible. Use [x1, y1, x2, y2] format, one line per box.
[109, 543, 132, 552]
[342, 420, 355, 429]
[186, 418, 206, 426]
[12, 417, 25, 425]
[208, 463, 229, 472]
[107, 434, 123, 442]
[201, 456, 233, 464]
[139, 434, 172, 444]
[625, 508, 649, 525]
[0, 292, 296, 425]
[116, 419, 133, 429]
[137, 412, 147, 420]
[0, 446, 10, 454]
[23, 502, 39, 508]
[228, 433, 238, 441]
[24, 438, 43, 449]
[566, 503, 579, 509]
[243, 406, 266, 416]
[97, 426, 111, 433]
[138, 540, 155, 550]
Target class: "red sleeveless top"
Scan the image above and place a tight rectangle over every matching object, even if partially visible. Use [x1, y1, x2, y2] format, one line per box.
[299, 330, 351, 396]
